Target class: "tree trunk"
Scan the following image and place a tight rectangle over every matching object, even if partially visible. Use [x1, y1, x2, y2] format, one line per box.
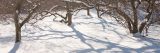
[66, 1, 72, 26]
[67, 12, 72, 26]
[96, 4, 101, 18]
[132, 25, 138, 33]
[127, 21, 133, 33]
[15, 25, 21, 43]
[131, 0, 138, 33]
[14, 0, 23, 43]
[87, 7, 90, 16]
[14, 10, 21, 43]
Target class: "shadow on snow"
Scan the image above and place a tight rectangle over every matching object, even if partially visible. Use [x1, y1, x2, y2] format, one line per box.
[9, 42, 21, 53]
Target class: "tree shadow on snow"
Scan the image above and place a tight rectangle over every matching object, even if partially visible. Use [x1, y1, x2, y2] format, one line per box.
[69, 24, 131, 53]
[70, 24, 95, 50]
[21, 26, 75, 41]
[22, 31, 75, 41]
[69, 24, 160, 53]
[9, 42, 21, 53]
[0, 36, 20, 53]
[19, 17, 160, 53]
[0, 36, 13, 44]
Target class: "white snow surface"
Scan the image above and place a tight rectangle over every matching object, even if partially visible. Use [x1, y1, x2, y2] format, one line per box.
[0, 10, 160, 53]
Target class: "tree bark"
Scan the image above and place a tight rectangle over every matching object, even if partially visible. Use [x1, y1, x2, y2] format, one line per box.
[66, 1, 72, 26]
[14, 0, 23, 43]
[96, 4, 101, 18]
[131, 0, 138, 33]
[67, 12, 72, 26]
[15, 25, 21, 43]
[87, 7, 90, 16]
[14, 13, 21, 43]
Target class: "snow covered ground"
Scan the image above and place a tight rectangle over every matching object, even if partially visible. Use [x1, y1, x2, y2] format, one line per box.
[0, 10, 160, 53]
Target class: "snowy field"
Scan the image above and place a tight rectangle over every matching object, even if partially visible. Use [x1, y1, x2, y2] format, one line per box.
[0, 10, 160, 53]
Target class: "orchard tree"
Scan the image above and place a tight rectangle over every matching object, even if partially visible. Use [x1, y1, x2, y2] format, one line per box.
[78, 0, 95, 16]
[13, 0, 40, 43]
[42, 0, 86, 26]
[101, 0, 159, 36]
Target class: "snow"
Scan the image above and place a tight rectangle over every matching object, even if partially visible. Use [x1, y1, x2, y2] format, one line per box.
[0, 10, 160, 53]
[16, 10, 19, 14]
[9, 42, 20, 53]
[26, 0, 32, 3]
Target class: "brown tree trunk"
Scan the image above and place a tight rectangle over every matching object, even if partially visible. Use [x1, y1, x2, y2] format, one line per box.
[66, 1, 72, 26]
[127, 21, 133, 33]
[131, 0, 138, 33]
[67, 13, 72, 26]
[14, 9, 21, 43]
[14, 0, 23, 43]
[96, 4, 101, 18]
[14, 10, 21, 43]
[132, 25, 138, 33]
[87, 7, 90, 16]
[15, 25, 21, 43]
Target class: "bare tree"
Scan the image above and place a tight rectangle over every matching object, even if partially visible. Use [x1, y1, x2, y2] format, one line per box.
[77, 0, 94, 16]
[101, 0, 159, 36]
[41, 0, 86, 26]
[13, 0, 40, 43]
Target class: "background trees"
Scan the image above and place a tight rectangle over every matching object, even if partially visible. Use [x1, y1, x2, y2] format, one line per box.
[41, 0, 86, 26]
[0, 0, 159, 43]
[99, 0, 160, 36]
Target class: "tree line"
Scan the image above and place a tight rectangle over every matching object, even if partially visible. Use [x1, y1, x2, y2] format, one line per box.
[0, 0, 159, 43]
